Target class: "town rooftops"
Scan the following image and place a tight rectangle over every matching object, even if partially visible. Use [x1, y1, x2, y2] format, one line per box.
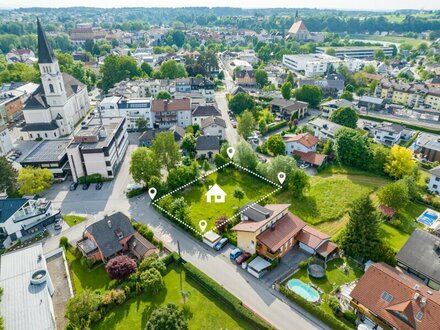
[308, 118, 343, 135]
[430, 165, 440, 177]
[257, 212, 306, 251]
[283, 133, 319, 148]
[0, 198, 28, 224]
[0, 244, 56, 330]
[296, 225, 330, 249]
[321, 99, 354, 108]
[396, 229, 440, 284]
[233, 204, 290, 232]
[85, 212, 135, 258]
[235, 69, 255, 78]
[192, 105, 221, 117]
[196, 135, 220, 151]
[416, 133, 440, 152]
[359, 95, 385, 105]
[20, 139, 69, 164]
[240, 203, 274, 221]
[152, 98, 191, 112]
[201, 116, 226, 129]
[270, 97, 308, 110]
[350, 262, 440, 330]
[375, 122, 405, 134]
[299, 79, 345, 90]
[292, 151, 327, 167]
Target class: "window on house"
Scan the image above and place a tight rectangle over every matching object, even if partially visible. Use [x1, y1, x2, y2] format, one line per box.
[415, 312, 424, 321]
[44, 133, 48, 138]
[30, 133, 33, 138]
[49, 84, 54, 93]
[381, 291, 393, 303]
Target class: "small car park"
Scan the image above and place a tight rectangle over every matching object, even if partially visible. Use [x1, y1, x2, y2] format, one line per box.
[235, 252, 251, 265]
[214, 237, 228, 251]
[229, 248, 242, 261]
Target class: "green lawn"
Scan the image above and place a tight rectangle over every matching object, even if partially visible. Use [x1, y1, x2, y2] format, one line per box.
[66, 249, 114, 293]
[63, 214, 86, 227]
[177, 168, 277, 230]
[350, 34, 430, 47]
[93, 264, 254, 330]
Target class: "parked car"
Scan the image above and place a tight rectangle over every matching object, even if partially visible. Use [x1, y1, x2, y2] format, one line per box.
[231, 121, 237, 128]
[300, 163, 310, 169]
[235, 252, 251, 265]
[214, 237, 228, 251]
[229, 248, 242, 261]
[82, 183, 90, 190]
[95, 182, 103, 190]
[54, 221, 62, 230]
[69, 182, 78, 191]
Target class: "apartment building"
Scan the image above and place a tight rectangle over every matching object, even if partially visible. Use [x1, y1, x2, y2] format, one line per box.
[151, 99, 192, 128]
[316, 46, 394, 59]
[282, 54, 341, 78]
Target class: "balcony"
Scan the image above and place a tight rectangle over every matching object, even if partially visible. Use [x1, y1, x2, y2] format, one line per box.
[264, 249, 281, 260]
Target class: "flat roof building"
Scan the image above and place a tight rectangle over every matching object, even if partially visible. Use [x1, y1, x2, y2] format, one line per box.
[316, 46, 394, 59]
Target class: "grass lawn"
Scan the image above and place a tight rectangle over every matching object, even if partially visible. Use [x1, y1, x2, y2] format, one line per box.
[63, 214, 86, 227]
[350, 34, 430, 47]
[176, 168, 277, 230]
[66, 249, 114, 293]
[93, 264, 254, 330]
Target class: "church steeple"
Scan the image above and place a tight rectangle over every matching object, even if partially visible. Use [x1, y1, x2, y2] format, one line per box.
[295, 10, 299, 22]
[37, 18, 54, 64]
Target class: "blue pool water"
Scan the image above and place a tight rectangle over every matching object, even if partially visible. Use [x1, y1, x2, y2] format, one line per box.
[287, 279, 320, 302]
[418, 211, 439, 226]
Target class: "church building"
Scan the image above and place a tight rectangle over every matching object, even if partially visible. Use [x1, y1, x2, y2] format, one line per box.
[287, 11, 324, 43]
[21, 19, 89, 140]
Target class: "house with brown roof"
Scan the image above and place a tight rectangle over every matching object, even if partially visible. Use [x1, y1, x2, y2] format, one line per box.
[270, 97, 309, 119]
[235, 69, 257, 87]
[232, 203, 337, 261]
[283, 133, 327, 167]
[151, 98, 191, 128]
[350, 262, 440, 330]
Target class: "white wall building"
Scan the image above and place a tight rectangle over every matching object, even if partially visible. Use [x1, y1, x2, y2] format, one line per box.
[283, 54, 342, 78]
[373, 123, 404, 146]
[428, 166, 440, 196]
[201, 116, 226, 140]
[283, 133, 319, 154]
[308, 118, 343, 141]
[0, 125, 13, 156]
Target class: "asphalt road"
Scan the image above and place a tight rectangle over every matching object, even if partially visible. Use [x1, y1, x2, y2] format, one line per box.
[42, 135, 329, 330]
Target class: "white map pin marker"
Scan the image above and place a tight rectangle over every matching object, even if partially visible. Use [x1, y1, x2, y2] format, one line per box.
[199, 220, 207, 233]
[278, 172, 286, 184]
[226, 147, 235, 159]
[148, 187, 157, 200]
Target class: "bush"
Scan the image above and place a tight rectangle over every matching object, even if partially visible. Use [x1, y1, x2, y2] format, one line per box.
[183, 262, 271, 330]
[133, 222, 155, 241]
[145, 303, 188, 330]
[326, 295, 341, 314]
[101, 289, 126, 306]
[343, 310, 357, 325]
[127, 187, 146, 198]
[78, 173, 104, 184]
[59, 236, 69, 249]
[266, 120, 287, 134]
[140, 268, 165, 295]
[139, 256, 167, 275]
[65, 289, 102, 328]
[161, 252, 180, 266]
[106, 255, 137, 281]
[279, 286, 352, 330]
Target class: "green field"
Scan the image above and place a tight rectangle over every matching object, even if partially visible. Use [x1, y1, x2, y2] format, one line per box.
[350, 34, 430, 47]
[63, 214, 86, 227]
[176, 168, 277, 230]
[93, 264, 253, 330]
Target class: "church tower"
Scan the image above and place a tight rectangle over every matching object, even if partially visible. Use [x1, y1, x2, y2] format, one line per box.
[37, 18, 67, 107]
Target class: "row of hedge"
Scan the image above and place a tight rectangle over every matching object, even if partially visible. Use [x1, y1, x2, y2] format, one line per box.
[358, 114, 440, 135]
[78, 173, 108, 184]
[279, 286, 352, 330]
[266, 120, 288, 134]
[183, 262, 273, 330]
[127, 187, 146, 198]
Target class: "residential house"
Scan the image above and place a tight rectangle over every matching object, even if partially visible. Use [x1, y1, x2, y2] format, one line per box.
[190, 77, 215, 102]
[0, 244, 73, 330]
[373, 122, 405, 146]
[320, 99, 354, 119]
[283, 133, 327, 167]
[6, 49, 36, 64]
[0, 197, 60, 248]
[428, 166, 440, 195]
[396, 229, 440, 290]
[196, 135, 220, 159]
[138, 125, 185, 147]
[0, 92, 23, 123]
[192, 105, 221, 125]
[205, 184, 227, 203]
[308, 118, 343, 141]
[235, 70, 257, 87]
[151, 99, 192, 128]
[67, 117, 129, 183]
[415, 133, 440, 162]
[270, 97, 308, 119]
[350, 262, 440, 330]
[358, 95, 386, 111]
[201, 116, 226, 140]
[232, 203, 337, 261]
[298, 79, 345, 98]
[230, 86, 248, 96]
[20, 139, 71, 182]
[77, 212, 157, 262]
[0, 125, 13, 157]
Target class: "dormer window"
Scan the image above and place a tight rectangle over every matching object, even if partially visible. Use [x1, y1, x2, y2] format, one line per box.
[415, 311, 424, 321]
[115, 230, 123, 240]
[381, 291, 393, 303]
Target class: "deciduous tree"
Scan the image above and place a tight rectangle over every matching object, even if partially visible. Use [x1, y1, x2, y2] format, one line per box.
[106, 255, 137, 281]
[288, 169, 310, 198]
[237, 110, 255, 139]
[384, 145, 417, 179]
[0, 157, 17, 195]
[294, 84, 322, 108]
[255, 69, 269, 88]
[281, 81, 292, 100]
[228, 92, 255, 115]
[329, 106, 358, 129]
[129, 148, 160, 185]
[378, 180, 409, 210]
[152, 132, 181, 171]
[156, 90, 172, 100]
[266, 135, 286, 156]
[235, 139, 258, 171]
[65, 289, 102, 328]
[17, 167, 53, 195]
[145, 303, 188, 330]
[233, 188, 245, 202]
[140, 268, 165, 295]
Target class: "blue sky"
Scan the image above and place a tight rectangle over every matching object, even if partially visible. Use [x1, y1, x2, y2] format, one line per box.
[5, 0, 440, 10]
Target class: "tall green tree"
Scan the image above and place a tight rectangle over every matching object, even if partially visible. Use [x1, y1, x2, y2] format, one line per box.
[335, 128, 369, 169]
[181, 134, 196, 157]
[294, 84, 323, 108]
[228, 93, 255, 115]
[329, 106, 358, 129]
[141, 62, 153, 76]
[159, 59, 187, 79]
[156, 91, 172, 100]
[100, 55, 141, 92]
[145, 303, 188, 330]
[257, 155, 297, 183]
[235, 139, 258, 171]
[377, 181, 409, 210]
[237, 110, 255, 139]
[281, 81, 292, 100]
[266, 135, 286, 156]
[17, 167, 53, 195]
[129, 148, 160, 185]
[255, 69, 269, 88]
[152, 132, 181, 171]
[65, 289, 102, 328]
[0, 157, 17, 195]
[288, 169, 310, 198]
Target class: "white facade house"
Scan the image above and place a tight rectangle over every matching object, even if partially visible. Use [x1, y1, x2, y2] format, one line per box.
[282, 54, 341, 78]
[237, 49, 259, 64]
[67, 117, 128, 183]
[99, 96, 154, 131]
[308, 118, 343, 141]
[373, 123, 405, 146]
[21, 19, 89, 141]
[0, 198, 60, 248]
[201, 116, 226, 140]
[283, 133, 319, 154]
[320, 99, 354, 119]
[0, 125, 13, 156]
[192, 105, 221, 125]
[428, 166, 440, 196]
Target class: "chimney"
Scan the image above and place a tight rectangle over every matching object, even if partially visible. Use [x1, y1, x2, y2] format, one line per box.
[107, 219, 112, 228]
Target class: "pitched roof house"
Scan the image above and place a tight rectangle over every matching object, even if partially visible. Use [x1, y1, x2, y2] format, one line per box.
[350, 262, 440, 330]
[196, 135, 220, 159]
[270, 97, 309, 119]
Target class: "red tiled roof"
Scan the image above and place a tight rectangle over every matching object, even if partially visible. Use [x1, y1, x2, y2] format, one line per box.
[296, 225, 330, 249]
[232, 204, 290, 233]
[288, 20, 309, 34]
[316, 241, 338, 258]
[283, 133, 319, 149]
[350, 263, 440, 330]
[292, 151, 327, 166]
[152, 99, 191, 113]
[256, 212, 306, 251]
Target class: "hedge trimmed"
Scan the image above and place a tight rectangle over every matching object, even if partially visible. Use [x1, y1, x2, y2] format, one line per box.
[183, 262, 272, 330]
[127, 187, 146, 198]
[279, 286, 352, 330]
[161, 252, 180, 266]
[266, 120, 288, 134]
[358, 114, 440, 135]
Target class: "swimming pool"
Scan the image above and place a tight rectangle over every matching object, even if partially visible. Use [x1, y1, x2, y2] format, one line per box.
[418, 210, 439, 227]
[286, 279, 320, 303]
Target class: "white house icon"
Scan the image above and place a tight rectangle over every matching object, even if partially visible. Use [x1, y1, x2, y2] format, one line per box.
[205, 184, 227, 203]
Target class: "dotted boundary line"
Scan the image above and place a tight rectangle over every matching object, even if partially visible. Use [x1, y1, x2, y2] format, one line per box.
[151, 160, 283, 236]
